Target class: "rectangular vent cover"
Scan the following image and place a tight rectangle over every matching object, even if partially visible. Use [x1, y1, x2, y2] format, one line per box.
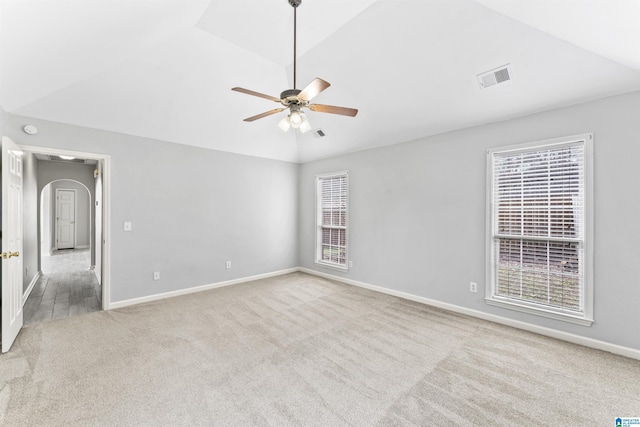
[313, 129, 326, 138]
[477, 64, 511, 89]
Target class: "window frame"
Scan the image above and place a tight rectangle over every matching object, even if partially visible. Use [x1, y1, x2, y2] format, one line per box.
[315, 171, 349, 271]
[485, 133, 594, 326]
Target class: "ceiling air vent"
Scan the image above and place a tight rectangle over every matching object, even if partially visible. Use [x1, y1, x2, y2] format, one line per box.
[312, 129, 326, 138]
[477, 64, 511, 89]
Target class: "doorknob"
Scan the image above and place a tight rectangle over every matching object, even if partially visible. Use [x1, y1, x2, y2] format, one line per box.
[1, 251, 19, 259]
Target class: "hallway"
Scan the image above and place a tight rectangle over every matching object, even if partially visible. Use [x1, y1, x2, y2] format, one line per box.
[24, 249, 101, 326]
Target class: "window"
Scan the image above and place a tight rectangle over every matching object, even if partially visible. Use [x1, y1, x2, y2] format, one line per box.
[316, 171, 348, 269]
[486, 134, 593, 325]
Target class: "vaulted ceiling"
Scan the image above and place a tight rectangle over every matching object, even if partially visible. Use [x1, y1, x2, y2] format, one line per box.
[2, 0, 639, 163]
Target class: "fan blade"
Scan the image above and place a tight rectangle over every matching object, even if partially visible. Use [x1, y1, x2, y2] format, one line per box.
[243, 108, 286, 122]
[232, 87, 281, 103]
[309, 104, 358, 117]
[297, 78, 331, 102]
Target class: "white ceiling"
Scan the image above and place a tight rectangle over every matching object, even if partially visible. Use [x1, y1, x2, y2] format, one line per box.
[2, 0, 639, 163]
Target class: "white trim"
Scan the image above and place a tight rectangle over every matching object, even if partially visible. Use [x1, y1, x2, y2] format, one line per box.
[298, 267, 640, 361]
[22, 271, 42, 306]
[66, 261, 640, 360]
[485, 133, 594, 325]
[485, 297, 593, 326]
[20, 145, 112, 311]
[486, 133, 592, 155]
[75, 245, 90, 249]
[101, 156, 111, 309]
[109, 268, 299, 310]
[315, 260, 349, 272]
[315, 170, 349, 270]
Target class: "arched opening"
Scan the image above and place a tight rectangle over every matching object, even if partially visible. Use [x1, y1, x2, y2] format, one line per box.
[24, 174, 102, 324]
[40, 179, 92, 272]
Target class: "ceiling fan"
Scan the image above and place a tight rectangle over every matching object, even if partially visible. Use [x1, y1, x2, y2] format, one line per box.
[232, 0, 358, 133]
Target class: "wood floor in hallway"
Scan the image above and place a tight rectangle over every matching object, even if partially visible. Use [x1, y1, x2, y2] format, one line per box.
[24, 249, 101, 326]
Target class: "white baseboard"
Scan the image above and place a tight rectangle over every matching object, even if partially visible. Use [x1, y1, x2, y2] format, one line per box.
[109, 268, 299, 310]
[75, 245, 90, 249]
[105, 265, 640, 361]
[299, 267, 640, 361]
[22, 271, 42, 306]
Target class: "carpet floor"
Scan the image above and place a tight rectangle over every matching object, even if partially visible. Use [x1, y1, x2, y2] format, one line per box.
[1, 272, 639, 426]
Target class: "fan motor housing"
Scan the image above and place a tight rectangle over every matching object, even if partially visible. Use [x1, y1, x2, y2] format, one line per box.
[280, 89, 307, 106]
[288, 0, 302, 8]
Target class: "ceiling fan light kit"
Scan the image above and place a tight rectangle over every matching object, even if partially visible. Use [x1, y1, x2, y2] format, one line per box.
[232, 0, 358, 134]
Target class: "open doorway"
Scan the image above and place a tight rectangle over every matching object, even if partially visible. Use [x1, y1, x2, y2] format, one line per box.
[23, 179, 100, 325]
[19, 147, 110, 326]
[2, 143, 110, 352]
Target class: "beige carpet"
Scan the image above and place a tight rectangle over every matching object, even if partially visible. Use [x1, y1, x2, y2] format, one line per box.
[1, 272, 639, 426]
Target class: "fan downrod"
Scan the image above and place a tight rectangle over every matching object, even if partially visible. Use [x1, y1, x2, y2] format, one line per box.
[230, 0, 359, 124]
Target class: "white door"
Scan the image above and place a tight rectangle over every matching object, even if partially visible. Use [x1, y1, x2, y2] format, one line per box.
[56, 189, 75, 249]
[1, 136, 24, 353]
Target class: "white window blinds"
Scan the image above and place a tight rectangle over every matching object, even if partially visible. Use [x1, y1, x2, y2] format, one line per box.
[316, 172, 348, 268]
[491, 140, 586, 315]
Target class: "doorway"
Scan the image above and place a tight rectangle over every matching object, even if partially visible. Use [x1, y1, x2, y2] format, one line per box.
[2, 143, 110, 352]
[55, 188, 76, 250]
[23, 147, 110, 325]
[23, 178, 99, 325]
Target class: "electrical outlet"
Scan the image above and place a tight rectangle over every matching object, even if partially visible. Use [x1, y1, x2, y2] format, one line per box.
[226, 261, 231, 269]
[349, 260, 353, 268]
[153, 272, 160, 281]
[470, 282, 477, 293]
[124, 221, 132, 231]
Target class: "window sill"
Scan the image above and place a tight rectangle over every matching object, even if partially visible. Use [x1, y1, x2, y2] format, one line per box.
[485, 297, 593, 327]
[315, 260, 348, 272]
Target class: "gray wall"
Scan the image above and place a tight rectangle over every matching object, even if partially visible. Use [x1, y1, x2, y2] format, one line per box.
[0, 108, 6, 135]
[8, 115, 299, 303]
[299, 90, 640, 351]
[8, 91, 640, 351]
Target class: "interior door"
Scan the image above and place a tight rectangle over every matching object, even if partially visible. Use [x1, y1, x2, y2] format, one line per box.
[56, 189, 75, 249]
[1, 136, 24, 353]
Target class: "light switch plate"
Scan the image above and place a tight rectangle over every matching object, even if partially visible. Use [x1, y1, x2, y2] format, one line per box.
[124, 221, 132, 231]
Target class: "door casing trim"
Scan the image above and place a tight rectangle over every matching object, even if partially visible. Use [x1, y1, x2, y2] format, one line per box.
[20, 145, 112, 310]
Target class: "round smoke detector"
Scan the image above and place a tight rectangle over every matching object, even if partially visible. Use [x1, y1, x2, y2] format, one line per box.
[23, 124, 38, 135]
